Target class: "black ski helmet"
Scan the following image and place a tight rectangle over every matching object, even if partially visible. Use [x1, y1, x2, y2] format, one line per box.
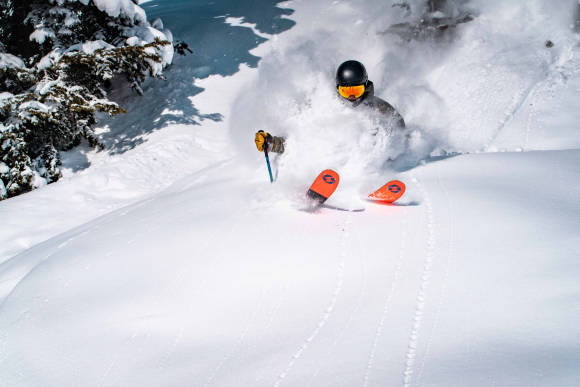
[336, 60, 368, 87]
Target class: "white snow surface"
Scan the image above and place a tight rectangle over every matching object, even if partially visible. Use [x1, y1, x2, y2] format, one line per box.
[1, 0, 580, 386]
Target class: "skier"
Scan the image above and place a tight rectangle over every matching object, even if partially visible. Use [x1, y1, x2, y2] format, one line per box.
[254, 60, 405, 153]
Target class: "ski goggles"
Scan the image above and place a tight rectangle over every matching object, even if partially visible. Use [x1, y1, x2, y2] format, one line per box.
[338, 84, 365, 100]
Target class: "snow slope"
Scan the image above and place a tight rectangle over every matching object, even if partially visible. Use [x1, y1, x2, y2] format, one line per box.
[1, 0, 580, 386]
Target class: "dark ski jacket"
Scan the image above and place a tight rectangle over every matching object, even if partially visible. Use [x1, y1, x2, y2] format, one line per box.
[353, 81, 406, 129]
[267, 81, 405, 154]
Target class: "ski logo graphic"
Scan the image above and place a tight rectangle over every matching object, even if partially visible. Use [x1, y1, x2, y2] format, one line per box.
[323, 174, 336, 184]
[388, 184, 401, 193]
[368, 180, 406, 203]
[307, 169, 340, 205]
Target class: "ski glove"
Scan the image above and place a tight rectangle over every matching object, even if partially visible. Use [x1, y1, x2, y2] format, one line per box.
[255, 130, 285, 154]
[255, 130, 271, 152]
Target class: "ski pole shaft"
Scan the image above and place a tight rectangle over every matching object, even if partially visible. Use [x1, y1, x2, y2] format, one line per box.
[264, 142, 274, 183]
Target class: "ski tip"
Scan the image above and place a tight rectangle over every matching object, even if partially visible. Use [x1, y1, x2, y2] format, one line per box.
[308, 169, 340, 202]
[368, 180, 406, 203]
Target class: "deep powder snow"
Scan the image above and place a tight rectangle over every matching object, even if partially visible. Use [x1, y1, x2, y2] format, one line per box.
[0, 0, 579, 386]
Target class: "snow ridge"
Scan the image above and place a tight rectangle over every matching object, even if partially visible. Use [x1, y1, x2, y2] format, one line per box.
[204, 291, 265, 387]
[363, 213, 409, 387]
[417, 172, 455, 386]
[275, 213, 352, 387]
[306, 219, 369, 387]
[402, 174, 436, 387]
[252, 284, 289, 385]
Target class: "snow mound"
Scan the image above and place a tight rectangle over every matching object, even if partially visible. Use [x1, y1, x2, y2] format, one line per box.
[0, 53, 25, 70]
[82, 0, 147, 24]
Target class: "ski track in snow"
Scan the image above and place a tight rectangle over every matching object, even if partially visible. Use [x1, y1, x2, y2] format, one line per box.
[157, 326, 185, 374]
[363, 212, 409, 387]
[402, 173, 436, 387]
[155, 249, 218, 377]
[275, 212, 352, 387]
[490, 50, 573, 150]
[97, 330, 139, 387]
[98, 202, 249, 386]
[0, 232, 82, 308]
[416, 170, 455, 386]
[522, 53, 576, 149]
[306, 214, 369, 387]
[523, 90, 539, 150]
[491, 80, 542, 148]
[155, 214, 242, 376]
[200, 209, 267, 387]
[91, 224, 144, 386]
[0, 196, 157, 307]
[248, 283, 289, 386]
[203, 289, 266, 387]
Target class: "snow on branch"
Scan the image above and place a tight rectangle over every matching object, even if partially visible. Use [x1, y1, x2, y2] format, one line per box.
[0, 0, 175, 199]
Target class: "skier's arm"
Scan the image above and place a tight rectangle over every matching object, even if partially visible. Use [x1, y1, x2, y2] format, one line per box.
[375, 98, 406, 128]
[254, 130, 285, 154]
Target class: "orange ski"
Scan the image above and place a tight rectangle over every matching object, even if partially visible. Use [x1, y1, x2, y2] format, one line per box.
[306, 169, 340, 205]
[368, 180, 405, 203]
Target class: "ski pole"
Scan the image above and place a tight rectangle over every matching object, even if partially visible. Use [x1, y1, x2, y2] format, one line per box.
[263, 140, 274, 183]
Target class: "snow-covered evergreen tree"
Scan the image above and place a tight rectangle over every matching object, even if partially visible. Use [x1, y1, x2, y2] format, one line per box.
[0, 0, 174, 199]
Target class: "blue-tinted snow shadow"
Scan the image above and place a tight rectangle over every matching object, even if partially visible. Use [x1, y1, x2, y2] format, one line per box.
[421, 341, 580, 386]
[98, 0, 295, 154]
[388, 152, 461, 173]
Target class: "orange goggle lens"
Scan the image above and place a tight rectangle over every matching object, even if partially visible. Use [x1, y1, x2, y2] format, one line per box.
[338, 85, 365, 100]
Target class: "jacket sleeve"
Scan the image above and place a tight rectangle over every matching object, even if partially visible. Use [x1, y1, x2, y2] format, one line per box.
[375, 99, 406, 128]
[268, 135, 286, 154]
